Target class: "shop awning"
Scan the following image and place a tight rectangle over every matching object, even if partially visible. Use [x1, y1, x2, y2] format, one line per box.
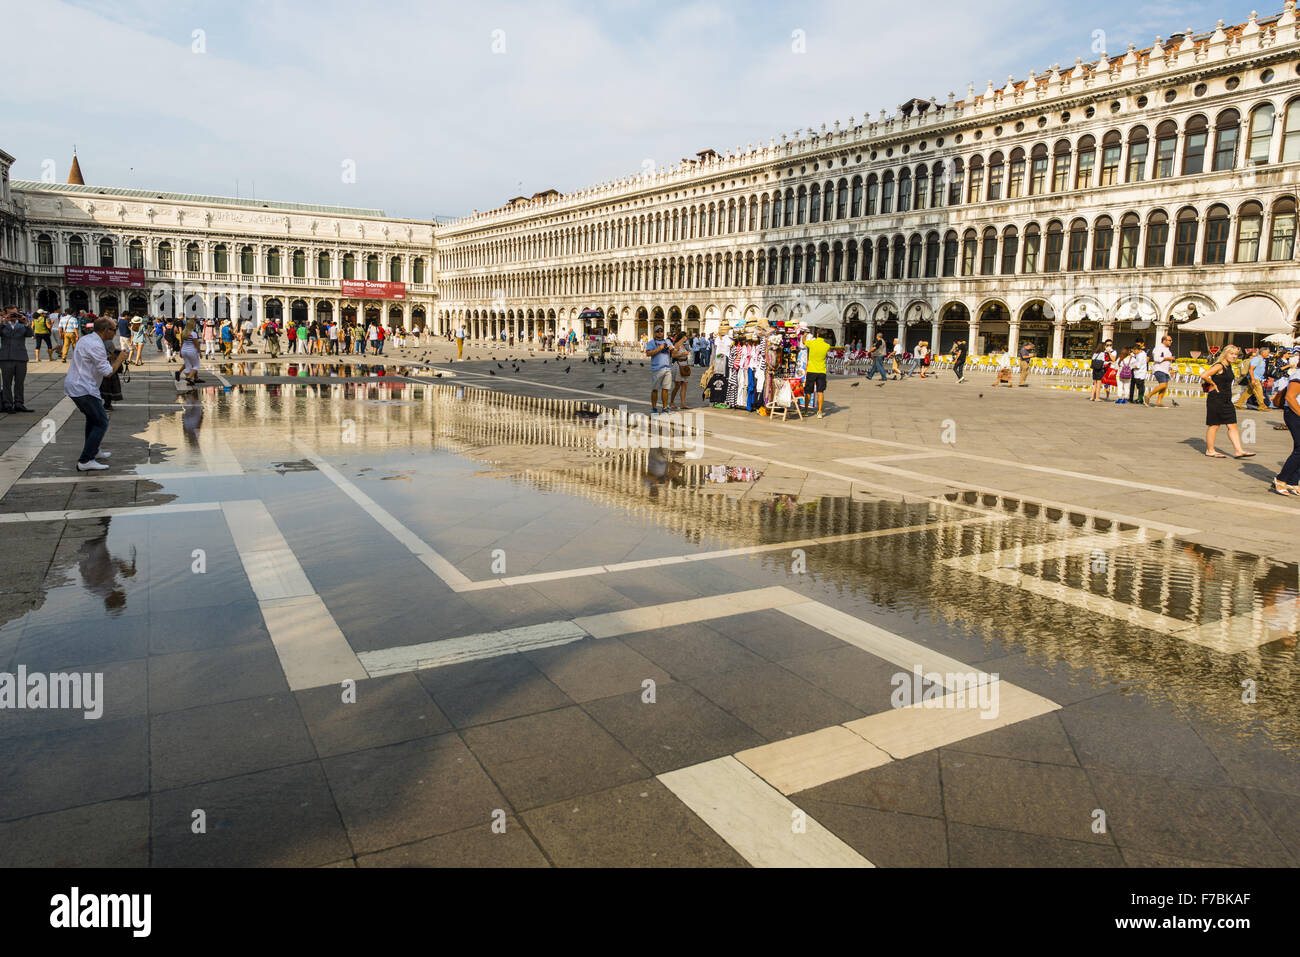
[800, 302, 839, 328]
[1180, 297, 1292, 335]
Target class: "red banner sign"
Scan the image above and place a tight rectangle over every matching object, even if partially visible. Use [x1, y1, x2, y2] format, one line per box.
[64, 266, 146, 288]
[341, 280, 405, 300]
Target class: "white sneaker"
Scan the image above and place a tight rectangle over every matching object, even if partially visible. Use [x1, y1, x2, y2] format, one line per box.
[95, 450, 111, 459]
[76, 459, 109, 471]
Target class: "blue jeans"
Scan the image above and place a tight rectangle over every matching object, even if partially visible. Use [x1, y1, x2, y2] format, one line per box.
[71, 393, 109, 464]
[866, 356, 889, 379]
[1278, 408, 1300, 486]
[357, 339, 367, 354]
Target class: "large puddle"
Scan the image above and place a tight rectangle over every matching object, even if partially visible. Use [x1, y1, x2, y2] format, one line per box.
[6, 379, 1298, 747]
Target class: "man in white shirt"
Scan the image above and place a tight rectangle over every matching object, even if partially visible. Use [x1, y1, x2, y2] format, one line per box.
[59, 312, 80, 361]
[1129, 340, 1149, 405]
[455, 325, 466, 358]
[64, 316, 128, 471]
[1145, 334, 1178, 407]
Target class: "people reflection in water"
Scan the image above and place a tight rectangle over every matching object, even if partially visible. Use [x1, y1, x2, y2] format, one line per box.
[179, 391, 203, 449]
[642, 449, 685, 496]
[77, 518, 137, 614]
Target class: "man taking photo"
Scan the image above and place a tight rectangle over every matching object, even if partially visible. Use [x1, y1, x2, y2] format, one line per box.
[64, 316, 128, 471]
[646, 324, 672, 414]
[1, 305, 35, 412]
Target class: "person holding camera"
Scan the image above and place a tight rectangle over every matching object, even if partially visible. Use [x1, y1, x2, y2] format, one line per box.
[1, 305, 35, 413]
[64, 316, 128, 471]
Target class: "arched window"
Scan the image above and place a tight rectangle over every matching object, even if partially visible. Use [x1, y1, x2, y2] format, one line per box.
[98, 237, 114, 267]
[844, 240, 856, 280]
[1007, 148, 1026, 198]
[1283, 99, 1300, 162]
[1001, 226, 1018, 274]
[128, 239, 145, 270]
[1092, 216, 1114, 269]
[1153, 121, 1179, 178]
[785, 188, 796, 226]
[317, 251, 331, 279]
[1199, 205, 1229, 264]
[891, 235, 905, 279]
[924, 232, 940, 277]
[961, 229, 978, 276]
[881, 172, 895, 214]
[819, 243, 831, 282]
[213, 244, 229, 273]
[342, 252, 355, 280]
[876, 237, 889, 280]
[907, 234, 922, 278]
[809, 184, 821, 223]
[987, 152, 1004, 201]
[898, 168, 912, 212]
[795, 189, 807, 226]
[767, 248, 778, 285]
[293, 249, 306, 277]
[1118, 213, 1140, 268]
[931, 161, 945, 208]
[1236, 201, 1264, 262]
[1022, 223, 1041, 273]
[1145, 210, 1169, 267]
[865, 175, 878, 215]
[851, 176, 863, 217]
[822, 181, 834, 221]
[791, 244, 803, 284]
[980, 227, 998, 275]
[1269, 197, 1297, 260]
[942, 231, 958, 276]
[36, 233, 53, 265]
[1052, 140, 1072, 191]
[1126, 126, 1149, 182]
[1248, 103, 1275, 165]
[1029, 145, 1049, 194]
[836, 179, 848, 218]
[390, 256, 402, 282]
[771, 192, 783, 228]
[1045, 221, 1065, 271]
[1182, 115, 1209, 175]
[413, 257, 425, 283]
[1100, 132, 1122, 185]
[1214, 109, 1241, 170]
[1067, 219, 1087, 270]
[1075, 136, 1096, 189]
[1174, 207, 1199, 265]
[949, 158, 965, 205]
[967, 155, 984, 203]
[366, 254, 379, 280]
[914, 166, 928, 209]
[861, 240, 874, 280]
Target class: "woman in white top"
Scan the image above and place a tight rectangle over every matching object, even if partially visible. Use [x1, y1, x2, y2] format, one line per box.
[177, 317, 202, 387]
[1128, 343, 1148, 405]
[915, 342, 930, 378]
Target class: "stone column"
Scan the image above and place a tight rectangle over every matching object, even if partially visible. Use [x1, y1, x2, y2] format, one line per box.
[967, 315, 980, 355]
[1052, 320, 1065, 360]
[1007, 319, 1021, 357]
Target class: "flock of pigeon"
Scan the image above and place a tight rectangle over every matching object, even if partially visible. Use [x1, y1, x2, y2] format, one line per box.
[430, 347, 648, 392]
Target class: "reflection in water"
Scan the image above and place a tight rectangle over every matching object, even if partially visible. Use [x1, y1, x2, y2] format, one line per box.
[76, 519, 138, 615]
[217, 361, 430, 379]
[179, 392, 203, 449]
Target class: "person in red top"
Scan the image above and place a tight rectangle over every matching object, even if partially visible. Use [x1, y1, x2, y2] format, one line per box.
[375, 323, 386, 355]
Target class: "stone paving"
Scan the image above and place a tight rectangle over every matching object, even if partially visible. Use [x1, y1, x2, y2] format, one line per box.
[0, 341, 1297, 867]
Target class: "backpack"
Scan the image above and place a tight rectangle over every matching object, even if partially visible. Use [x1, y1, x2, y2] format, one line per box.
[1091, 355, 1106, 375]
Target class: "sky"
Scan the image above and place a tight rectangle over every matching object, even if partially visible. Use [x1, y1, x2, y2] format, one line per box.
[0, 0, 1274, 220]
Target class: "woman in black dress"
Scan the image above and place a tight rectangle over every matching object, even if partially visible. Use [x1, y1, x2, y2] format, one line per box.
[1200, 344, 1254, 459]
[951, 340, 967, 383]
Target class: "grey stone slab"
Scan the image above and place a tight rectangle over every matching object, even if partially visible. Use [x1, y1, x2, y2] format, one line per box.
[462, 706, 651, 810]
[416, 654, 573, 729]
[777, 644, 933, 715]
[795, 751, 946, 818]
[938, 750, 1112, 846]
[524, 638, 670, 704]
[1088, 768, 1295, 867]
[582, 681, 766, 774]
[0, 796, 149, 867]
[521, 778, 747, 867]
[321, 733, 506, 855]
[1243, 787, 1300, 862]
[356, 817, 550, 867]
[942, 711, 1081, 767]
[151, 762, 351, 867]
[0, 657, 146, 740]
[705, 608, 845, 661]
[0, 715, 149, 820]
[687, 661, 865, 741]
[14, 612, 150, 671]
[295, 672, 451, 758]
[150, 694, 317, 790]
[1192, 722, 1300, 797]
[147, 640, 288, 714]
[946, 822, 1124, 867]
[148, 599, 271, 655]
[620, 623, 771, 680]
[1059, 706, 1231, 785]
[797, 797, 948, 867]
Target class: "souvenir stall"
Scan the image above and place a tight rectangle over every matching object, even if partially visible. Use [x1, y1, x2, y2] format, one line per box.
[704, 318, 811, 418]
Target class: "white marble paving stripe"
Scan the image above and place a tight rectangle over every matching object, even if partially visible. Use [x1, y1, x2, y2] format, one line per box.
[657, 756, 873, 868]
[454, 516, 1007, 592]
[0, 395, 74, 498]
[359, 621, 590, 677]
[14, 468, 245, 485]
[220, 499, 365, 690]
[777, 600, 997, 683]
[573, 585, 803, 639]
[0, 500, 222, 522]
[843, 681, 1060, 761]
[291, 437, 471, 588]
[734, 727, 892, 796]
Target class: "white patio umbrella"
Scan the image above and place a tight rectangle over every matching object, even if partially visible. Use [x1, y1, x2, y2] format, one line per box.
[1264, 333, 1296, 347]
[800, 302, 840, 329]
[1179, 296, 1293, 335]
